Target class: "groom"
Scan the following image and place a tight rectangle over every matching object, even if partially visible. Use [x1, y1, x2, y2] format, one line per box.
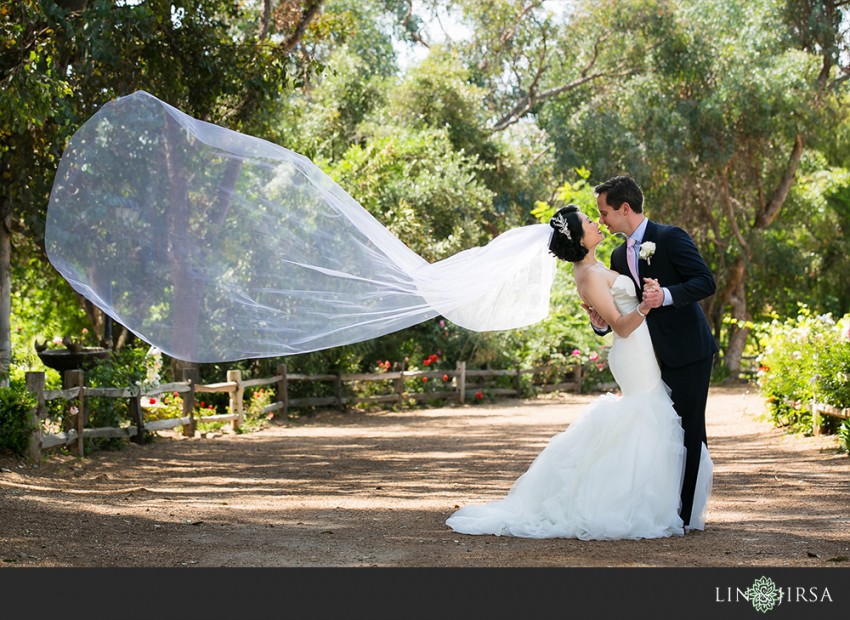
[586, 175, 718, 529]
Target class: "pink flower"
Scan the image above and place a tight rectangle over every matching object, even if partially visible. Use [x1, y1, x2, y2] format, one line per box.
[52, 336, 63, 346]
[439, 320, 445, 328]
[81, 328, 88, 335]
[589, 352, 599, 361]
[597, 363, 604, 370]
[571, 349, 581, 357]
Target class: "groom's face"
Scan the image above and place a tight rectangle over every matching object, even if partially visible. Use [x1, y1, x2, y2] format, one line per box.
[596, 193, 628, 235]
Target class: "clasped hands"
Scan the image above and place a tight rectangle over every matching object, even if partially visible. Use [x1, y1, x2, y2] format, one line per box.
[582, 277, 663, 331]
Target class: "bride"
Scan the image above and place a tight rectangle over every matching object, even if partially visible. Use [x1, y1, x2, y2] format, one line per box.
[446, 204, 713, 540]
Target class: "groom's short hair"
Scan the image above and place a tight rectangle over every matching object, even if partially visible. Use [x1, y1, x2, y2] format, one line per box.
[594, 176, 644, 213]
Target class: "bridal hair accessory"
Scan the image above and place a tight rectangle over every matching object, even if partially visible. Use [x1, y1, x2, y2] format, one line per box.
[639, 241, 656, 265]
[550, 213, 572, 240]
[44, 91, 558, 363]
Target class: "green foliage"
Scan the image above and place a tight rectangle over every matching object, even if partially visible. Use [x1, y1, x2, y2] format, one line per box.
[328, 127, 495, 261]
[83, 345, 160, 451]
[839, 420, 850, 455]
[0, 383, 37, 456]
[240, 387, 275, 432]
[757, 306, 850, 437]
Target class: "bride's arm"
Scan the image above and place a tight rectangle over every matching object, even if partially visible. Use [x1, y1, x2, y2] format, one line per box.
[580, 276, 651, 338]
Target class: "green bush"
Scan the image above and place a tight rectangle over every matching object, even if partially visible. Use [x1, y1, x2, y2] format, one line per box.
[757, 306, 850, 437]
[84, 345, 160, 451]
[0, 384, 37, 456]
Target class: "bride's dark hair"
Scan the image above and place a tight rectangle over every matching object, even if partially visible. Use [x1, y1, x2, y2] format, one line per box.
[548, 204, 588, 262]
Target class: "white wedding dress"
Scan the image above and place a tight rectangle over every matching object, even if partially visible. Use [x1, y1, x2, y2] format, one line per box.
[446, 275, 713, 540]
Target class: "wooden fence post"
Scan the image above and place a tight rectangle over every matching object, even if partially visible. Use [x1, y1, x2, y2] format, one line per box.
[128, 392, 144, 444]
[395, 359, 405, 405]
[276, 364, 288, 418]
[25, 372, 45, 464]
[180, 367, 199, 437]
[457, 361, 466, 404]
[334, 370, 343, 411]
[64, 370, 85, 457]
[574, 364, 582, 395]
[227, 369, 243, 431]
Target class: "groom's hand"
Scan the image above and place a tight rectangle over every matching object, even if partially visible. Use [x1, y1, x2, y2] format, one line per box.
[642, 278, 664, 309]
[581, 303, 609, 331]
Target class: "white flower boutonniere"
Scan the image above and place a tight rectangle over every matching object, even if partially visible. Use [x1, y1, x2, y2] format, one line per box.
[639, 241, 656, 265]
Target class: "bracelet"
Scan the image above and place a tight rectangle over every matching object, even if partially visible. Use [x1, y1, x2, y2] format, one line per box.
[636, 305, 647, 317]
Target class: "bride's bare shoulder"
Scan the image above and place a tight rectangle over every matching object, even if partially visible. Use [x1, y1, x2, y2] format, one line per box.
[574, 263, 619, 305]
[575, 262, 618, 289]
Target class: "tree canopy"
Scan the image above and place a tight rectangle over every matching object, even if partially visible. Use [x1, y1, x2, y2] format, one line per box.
[3, 0, 849, 384]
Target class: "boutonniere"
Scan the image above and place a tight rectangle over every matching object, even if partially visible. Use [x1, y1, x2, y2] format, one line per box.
[639, 241, 656, 265]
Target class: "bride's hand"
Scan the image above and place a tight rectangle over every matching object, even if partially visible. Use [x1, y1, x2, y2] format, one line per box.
[581, 302, 608, 330]
[642, 278, 663, 309]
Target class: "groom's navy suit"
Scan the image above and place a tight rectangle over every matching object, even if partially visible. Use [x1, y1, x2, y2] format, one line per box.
[609, 220, 718, 527]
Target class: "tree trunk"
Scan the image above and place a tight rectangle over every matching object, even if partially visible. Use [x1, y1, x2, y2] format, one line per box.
[724, 268, 750, 377]
[0, 209, 11, 386]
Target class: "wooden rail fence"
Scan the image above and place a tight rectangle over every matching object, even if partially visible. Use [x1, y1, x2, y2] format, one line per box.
[24, 362, 593, 463]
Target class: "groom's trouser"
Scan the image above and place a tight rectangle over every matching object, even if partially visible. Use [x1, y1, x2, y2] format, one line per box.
[660, 355, 713, 527]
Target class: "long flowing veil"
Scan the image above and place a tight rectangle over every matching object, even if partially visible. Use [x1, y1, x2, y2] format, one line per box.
[45, 91, 556, 363]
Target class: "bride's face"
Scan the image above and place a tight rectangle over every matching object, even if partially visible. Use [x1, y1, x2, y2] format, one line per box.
[578, 212, 605, 249]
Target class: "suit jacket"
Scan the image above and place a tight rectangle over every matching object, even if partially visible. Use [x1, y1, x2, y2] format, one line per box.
[610, 220, 719, 368]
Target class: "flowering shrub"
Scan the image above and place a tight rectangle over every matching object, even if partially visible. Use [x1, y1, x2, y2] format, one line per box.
[757, 306, 850, 444]
[236, 388, 275, 432]
[143, 391, 184, 422]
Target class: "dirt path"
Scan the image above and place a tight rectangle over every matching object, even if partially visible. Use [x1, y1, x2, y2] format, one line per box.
[1, 385, 849, 568]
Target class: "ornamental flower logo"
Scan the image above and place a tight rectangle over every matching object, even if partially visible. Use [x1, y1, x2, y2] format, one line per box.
[639, 241, 656, 265]
[745, 576, 781, 613]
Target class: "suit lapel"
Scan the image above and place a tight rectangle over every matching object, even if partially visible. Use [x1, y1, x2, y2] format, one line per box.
[629, 220, 657, 301]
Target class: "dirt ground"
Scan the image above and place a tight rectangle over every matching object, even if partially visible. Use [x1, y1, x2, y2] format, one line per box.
[1, 384, 849, 568]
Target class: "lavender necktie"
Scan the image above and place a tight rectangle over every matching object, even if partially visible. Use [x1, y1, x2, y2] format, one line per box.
[626, 237, 639, 284]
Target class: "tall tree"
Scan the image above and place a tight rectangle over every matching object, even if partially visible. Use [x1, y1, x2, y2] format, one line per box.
[539, 0, 850, 372]
[1, 0, 325, 381]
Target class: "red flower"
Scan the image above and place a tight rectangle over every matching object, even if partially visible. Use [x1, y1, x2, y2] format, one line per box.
[422, 377, 428, 382]
[149, 398, 156, 405]
[429, 354, 438, 362]
[200, 401, 205, 407]
[423, 359, 431, 366]
[597, 363, 604, 370]
[208, 405, 214, 410]
[442, 374, 449, 382]
[474, 391, 483, 400]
